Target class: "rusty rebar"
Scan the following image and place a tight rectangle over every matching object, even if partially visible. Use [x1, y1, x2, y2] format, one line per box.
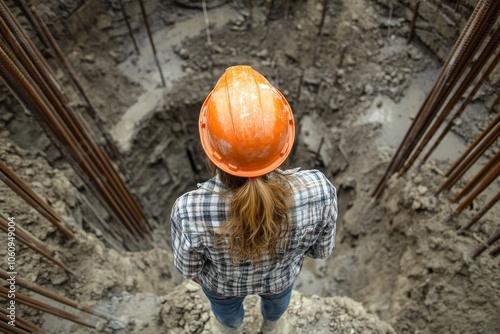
[0, 318, 31, 334]
[407, 1, 420, 44]
[12, 3, 152, 232]
[313, 0, 329, 66]
[0, 287, 103, 331]
[437, 114, 500, 194]
[452, 149, 500, 203]
[118, 0, 140, 54]
[420, 47, 500, 166]
[0, 307, 48, 334]
[0, 17, 147, 243]
[454, 159, 500, 214]
[13, 0, 49, 47]
[0, 212, 52, 256]
[402, 31, 500, 174]
[0, 161, 75, 238]
[471, 228, 500, 258]
[202, 0, 214, 84]
[372, 0, 498, 198]
[459, 191, 500, 232]
[32, 9, 129, 177]
[0, 217, 76, 275]
[1, 2, 154, 247]
[138, 0, 165, 87]
[0, 269, 112, 320]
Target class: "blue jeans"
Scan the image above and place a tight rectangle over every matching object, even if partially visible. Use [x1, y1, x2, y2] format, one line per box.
[201, 284, 294, 329]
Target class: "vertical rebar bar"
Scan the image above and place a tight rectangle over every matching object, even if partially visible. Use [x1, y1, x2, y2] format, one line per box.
[313, 0, 329, 66]
[118, 0, 140, 54]
[138, 0, 165, 87]
[407, 1, 420, 44]
[202, 0, 214, 84]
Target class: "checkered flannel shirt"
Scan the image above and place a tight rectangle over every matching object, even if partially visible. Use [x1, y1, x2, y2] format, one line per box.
[170, 168, 337, 296]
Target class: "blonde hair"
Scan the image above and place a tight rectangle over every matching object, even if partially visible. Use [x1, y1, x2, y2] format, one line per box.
[209, 162, 292, 264]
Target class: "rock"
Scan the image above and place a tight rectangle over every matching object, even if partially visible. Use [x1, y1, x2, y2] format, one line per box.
[364, 84, 374, 95]
[24, 168, 35, 176]
[256, 49, 269, 59]
[42, 178, 52, 188]
[97, 14, 112, 30]
[178, 48, 190, 59]
[81, 54, 95, 63]
[51, 272, 69, 285]
[109, 50, 125, 63]
[329, 98, 339, 111]
[417, 185, 428, 195]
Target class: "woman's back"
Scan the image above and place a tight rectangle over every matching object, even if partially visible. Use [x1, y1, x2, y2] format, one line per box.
[171, 168, 337, 296]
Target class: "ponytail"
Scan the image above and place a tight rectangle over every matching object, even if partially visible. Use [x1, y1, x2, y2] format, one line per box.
[209, 162, 292, 264]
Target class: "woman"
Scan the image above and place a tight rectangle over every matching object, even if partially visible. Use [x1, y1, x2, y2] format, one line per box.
[171, 66, 337, 334]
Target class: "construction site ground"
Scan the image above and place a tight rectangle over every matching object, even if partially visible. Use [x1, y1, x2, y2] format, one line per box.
[0, 0, 499, 333]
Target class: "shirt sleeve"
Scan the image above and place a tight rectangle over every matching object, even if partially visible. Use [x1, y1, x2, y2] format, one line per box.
[305, 187, 338, 259]
[170, 202, 205, 278]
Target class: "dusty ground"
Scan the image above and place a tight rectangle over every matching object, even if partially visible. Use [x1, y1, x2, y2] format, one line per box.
[1, 0, 499, 333]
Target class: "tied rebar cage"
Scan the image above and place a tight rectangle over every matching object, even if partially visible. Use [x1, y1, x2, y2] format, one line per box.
[372, 0, 500, 259]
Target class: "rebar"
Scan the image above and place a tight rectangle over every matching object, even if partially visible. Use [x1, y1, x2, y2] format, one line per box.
[459, 191, 500, 232]
[313, 0, 329, 66]
[437, 113, 500, 194]
[372, 0, 500, 199]
[452, 149, 500, 203]
[202, 0, 214, 84]
[407, 1, 420, 44]
[138, 0, 165, 87]
[0, 217, 76, 275]
[454, 160, 500, 214]
[420, 47, 500, 165]
[0, 35, 146, 244]
[32, 9, 129, 177]
[0, 287, 103, 331]
[400, 5, 500, 174]
[471, 228, 500, 258]
[13, 0, 49, 48]
[118, 0, 140, 54]
[0, 308, 47, 334]
[0, 161, 75, 238]
[0, 1, 154, 249]
[0, 319, 31, 334]
[0, 269, 112, 320]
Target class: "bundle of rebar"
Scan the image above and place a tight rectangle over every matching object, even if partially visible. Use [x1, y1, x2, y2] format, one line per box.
[372, 0, 500, 258]
[0, 1, 154, 251]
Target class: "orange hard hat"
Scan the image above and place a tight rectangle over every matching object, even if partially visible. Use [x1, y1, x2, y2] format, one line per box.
[199, 65, 295, 177]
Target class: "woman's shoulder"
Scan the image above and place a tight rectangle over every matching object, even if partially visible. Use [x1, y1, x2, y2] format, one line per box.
[285, 168, 336, 202]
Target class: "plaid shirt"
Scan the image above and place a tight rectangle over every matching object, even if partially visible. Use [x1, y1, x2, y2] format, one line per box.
[170, 168, 337, 296]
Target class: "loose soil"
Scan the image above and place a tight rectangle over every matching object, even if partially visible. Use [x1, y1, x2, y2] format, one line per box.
[0, 0, 499, 333]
